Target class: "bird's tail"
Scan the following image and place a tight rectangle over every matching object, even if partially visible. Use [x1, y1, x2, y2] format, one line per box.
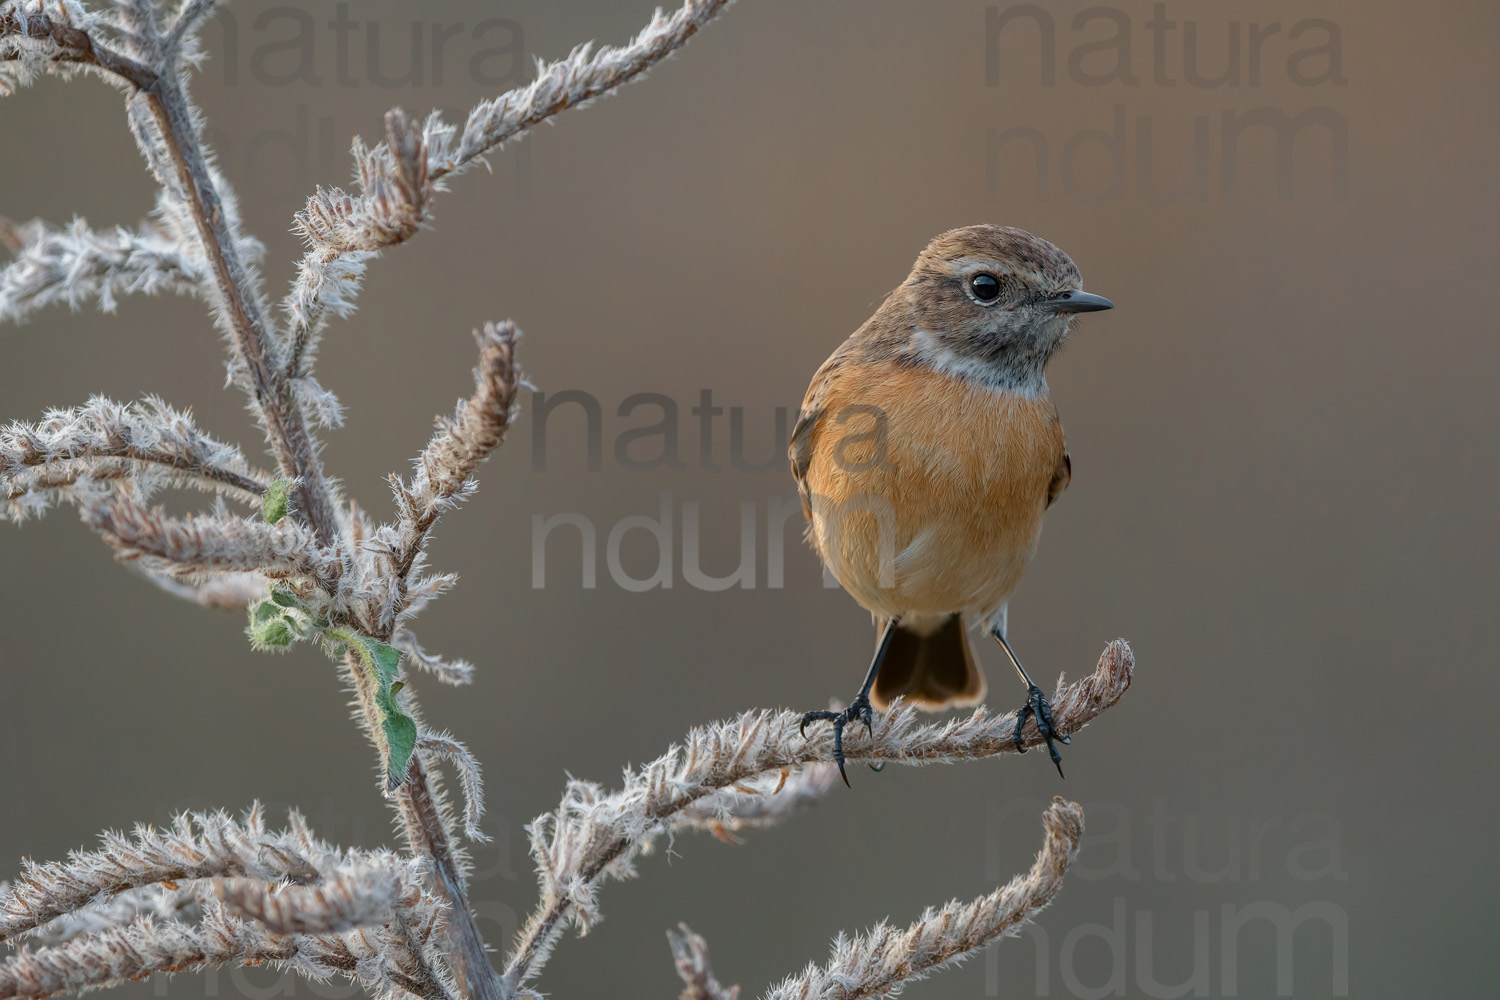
[870, 614, 987, 712]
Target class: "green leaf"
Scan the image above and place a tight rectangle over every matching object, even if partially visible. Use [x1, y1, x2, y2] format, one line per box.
[252, 616, 292, 648]
[262, 479, 293, 524]
[328, 629, 418, 789]
[268, 585, 302, 609]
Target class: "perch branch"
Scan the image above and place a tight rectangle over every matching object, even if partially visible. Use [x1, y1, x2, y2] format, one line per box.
[504, 640, 1133, 991]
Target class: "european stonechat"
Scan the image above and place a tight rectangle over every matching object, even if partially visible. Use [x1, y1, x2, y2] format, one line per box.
[790, 224, 1114, 783]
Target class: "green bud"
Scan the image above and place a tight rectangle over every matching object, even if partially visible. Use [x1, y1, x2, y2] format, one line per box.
[248, 603, 293, 648]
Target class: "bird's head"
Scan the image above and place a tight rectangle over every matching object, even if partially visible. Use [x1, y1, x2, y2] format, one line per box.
[898, 224, 1113, 392]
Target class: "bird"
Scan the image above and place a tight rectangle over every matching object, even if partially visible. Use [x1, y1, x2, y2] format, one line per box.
[789, 224, 1114, 784]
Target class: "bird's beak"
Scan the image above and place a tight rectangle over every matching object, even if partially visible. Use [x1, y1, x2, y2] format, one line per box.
[1043, 290, 1115, 314]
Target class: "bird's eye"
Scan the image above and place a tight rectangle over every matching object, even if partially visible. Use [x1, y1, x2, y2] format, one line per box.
[969, 273, 1002, 303]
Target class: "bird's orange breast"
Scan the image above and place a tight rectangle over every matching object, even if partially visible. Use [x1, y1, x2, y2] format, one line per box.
[803, 360, 1064, 622]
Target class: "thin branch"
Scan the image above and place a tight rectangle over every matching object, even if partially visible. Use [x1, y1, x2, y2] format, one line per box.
[675, 763, 843, 844]
[667, 924, 740, 1000]
[282, 0, 734, 383]
[762, 799, 1085, 999]
[12, 885, 198, 947]
[164, 0, 220, 53]
[416, 732, 491, 843]
[0, 396, 269, 516]
[135, 569, 267, 609]
[342, 654, 496, 1000]
[0, 901, 455, 1000]
[82, 497, 339, 584]
[2, 458, 259, 523]
[0, 805, 335, 942]
[0, 3, 158, 93]
[115, 9, 340, 546]
[0, 214, 207, 321]
[504, 641, 1133, 991]
[429, 0, 734, 185]
[213, 856, 417, 936]
[392, 629, 474, 686]
[378, 321, 521, 632]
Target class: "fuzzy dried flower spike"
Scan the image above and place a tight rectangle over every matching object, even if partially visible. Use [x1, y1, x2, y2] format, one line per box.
[0, 211, 206, 321]
[762, 799, 1085, 999]
[284, 0, 734, 386]
[0, 899, 456, 1000]
[0, 804, 377, 942]
[83, 497, 339, 584]
[0, 395, 268, 522]
[656, 801, 1085, 1000]
[369, 320, 522, 634]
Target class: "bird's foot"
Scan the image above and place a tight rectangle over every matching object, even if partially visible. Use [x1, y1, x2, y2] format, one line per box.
[800, 696, 877, 787]
[1013, 683, 1071, 778]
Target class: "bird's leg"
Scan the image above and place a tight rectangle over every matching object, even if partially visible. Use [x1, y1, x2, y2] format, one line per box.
[801, 618, 898, 786]
[991, 629, 1070, 778]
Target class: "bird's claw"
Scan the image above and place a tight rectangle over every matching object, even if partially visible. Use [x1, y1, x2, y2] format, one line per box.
[1013, 683, 1070, 778]
[800, 696, 877, 786]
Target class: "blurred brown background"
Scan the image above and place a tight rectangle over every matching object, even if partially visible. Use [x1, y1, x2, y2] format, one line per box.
[2, 1, 1495, 996]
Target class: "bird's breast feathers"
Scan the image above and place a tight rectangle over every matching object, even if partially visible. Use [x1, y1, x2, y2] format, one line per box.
[795, 359, 1067, 619]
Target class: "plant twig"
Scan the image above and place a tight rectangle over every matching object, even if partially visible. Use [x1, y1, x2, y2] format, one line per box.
[0, 805, 339, 942]
[762, 799, 1085, 999]
[0, 5, 158, 91]
[0, 396, 269, 508]
[136, 72, 341, 544]
[504, 640, 1133, 990]
[667, 924, 740, 1000]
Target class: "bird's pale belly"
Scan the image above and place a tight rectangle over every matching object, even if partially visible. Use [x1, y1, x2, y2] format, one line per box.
[804, 363, 1064, 626]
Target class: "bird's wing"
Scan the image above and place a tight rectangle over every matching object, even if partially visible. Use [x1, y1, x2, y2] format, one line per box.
[788, 357, 845, 521]
[1046, 446, 1071, 508]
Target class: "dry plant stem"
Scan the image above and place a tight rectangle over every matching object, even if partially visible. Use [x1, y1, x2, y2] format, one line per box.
[10, 445, 264, 498]
[385, 321, 520, 628]
[3, 459, 258, 512]
[0, 9, 156, 88]
[503, 641, 1133, 991]
[762, 800, 1085, 1000]
[131, 28, 493, 1000]
[137, 80, 338, 546]
[426, 0, 734, 185]
[0, 907, 453, 1000]
[667, 924, 740, 1000]
[0, 807, 323, 941]
[661, 802, 1084, 1000]
[345, 656, 500, 1000]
